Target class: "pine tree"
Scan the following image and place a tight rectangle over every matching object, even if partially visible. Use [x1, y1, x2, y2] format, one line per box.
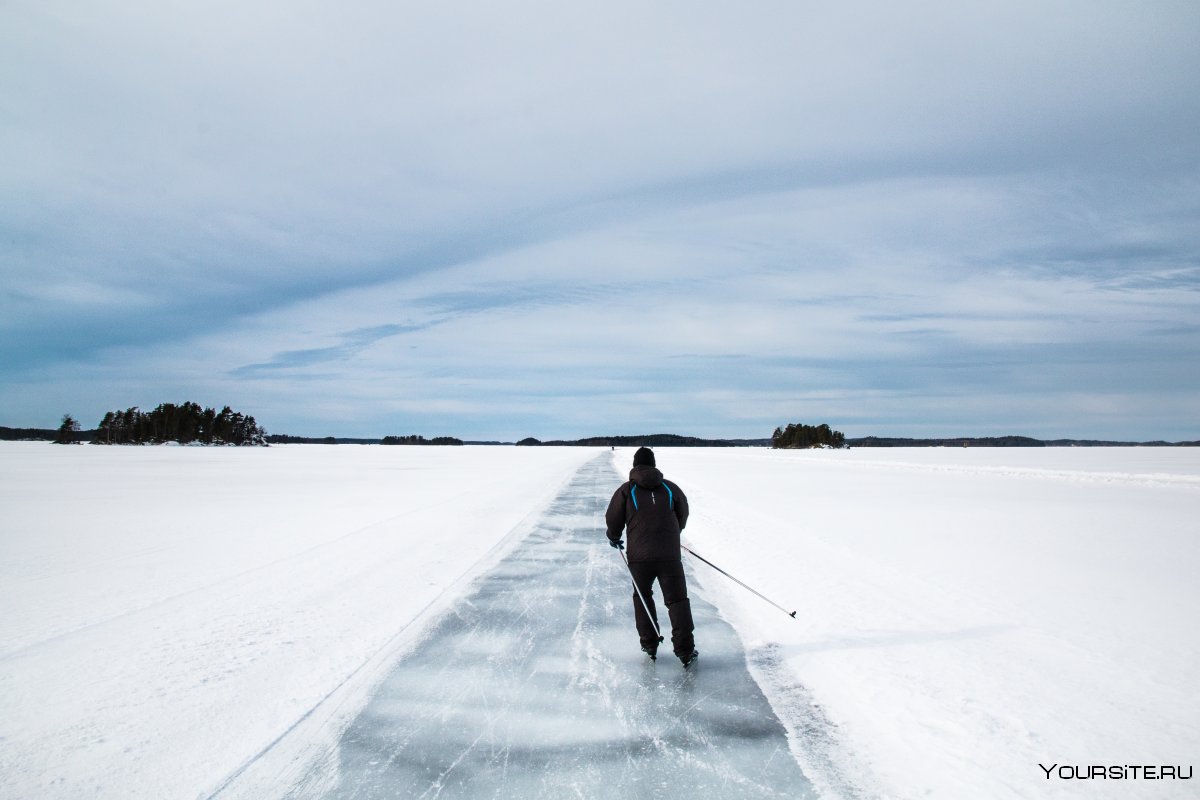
[55, 414, 80, 445]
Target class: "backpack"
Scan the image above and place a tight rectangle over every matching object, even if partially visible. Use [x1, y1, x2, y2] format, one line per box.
[630, 481, 674, 512]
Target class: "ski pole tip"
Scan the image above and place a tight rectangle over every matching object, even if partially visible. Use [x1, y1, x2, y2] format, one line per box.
[789, 611, 797, 618]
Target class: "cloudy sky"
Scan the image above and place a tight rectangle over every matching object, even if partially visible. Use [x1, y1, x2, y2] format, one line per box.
[3, 1, 1198, 441]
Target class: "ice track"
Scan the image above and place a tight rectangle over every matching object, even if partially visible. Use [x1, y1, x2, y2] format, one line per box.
[281, 454, 815, 799]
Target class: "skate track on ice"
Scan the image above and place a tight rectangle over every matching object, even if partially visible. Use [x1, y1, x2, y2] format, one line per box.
[233, 454, 817, 799]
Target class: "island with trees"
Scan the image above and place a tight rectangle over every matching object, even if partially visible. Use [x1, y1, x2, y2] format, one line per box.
[771, 423, 846, 449]
[91, 402, 266, 446]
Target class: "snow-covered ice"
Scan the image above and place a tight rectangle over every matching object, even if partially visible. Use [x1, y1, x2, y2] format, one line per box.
[665, 446, 1200, 799]
[0, 443, 594, 798]
[2, 442, 1198, 799]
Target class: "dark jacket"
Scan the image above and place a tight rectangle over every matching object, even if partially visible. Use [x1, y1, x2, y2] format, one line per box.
[606, 465, 689, 562]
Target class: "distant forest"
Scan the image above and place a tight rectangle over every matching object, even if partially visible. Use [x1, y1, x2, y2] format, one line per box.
[844, 436, 1200, 447]
[263, 434, 465, 445]
[1, 425, 79, 442]
[381, 435, 464, 446]
[517, 434, 768, 447]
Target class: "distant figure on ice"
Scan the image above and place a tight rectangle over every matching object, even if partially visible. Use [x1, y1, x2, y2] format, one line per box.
[606, 447, 698, 667]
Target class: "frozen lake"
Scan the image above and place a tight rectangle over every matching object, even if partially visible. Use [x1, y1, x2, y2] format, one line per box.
[2, 442, 1197, 799]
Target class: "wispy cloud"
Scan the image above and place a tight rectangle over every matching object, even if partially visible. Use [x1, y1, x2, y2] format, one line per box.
[230, 323, 432, 376]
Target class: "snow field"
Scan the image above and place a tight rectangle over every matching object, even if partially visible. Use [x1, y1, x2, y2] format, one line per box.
[657, 446, 1200, 800]
[4, 442, 1197, 800]
[0, 443, 595, 799]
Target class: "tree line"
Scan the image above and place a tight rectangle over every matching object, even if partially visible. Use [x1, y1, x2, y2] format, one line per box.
[381, 435, 464, 446]
[90, 402, 266, 446]
[517, 434, 766, 447]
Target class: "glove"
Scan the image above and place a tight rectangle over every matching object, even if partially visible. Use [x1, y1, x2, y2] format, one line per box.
[609, 538, 624, 550]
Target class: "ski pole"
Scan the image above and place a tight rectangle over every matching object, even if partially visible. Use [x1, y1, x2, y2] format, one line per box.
[681, 545, 797, 619]
[619, 549, 664, 642]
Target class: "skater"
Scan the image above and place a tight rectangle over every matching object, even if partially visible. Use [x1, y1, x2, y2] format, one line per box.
[605, 447, 698, 667]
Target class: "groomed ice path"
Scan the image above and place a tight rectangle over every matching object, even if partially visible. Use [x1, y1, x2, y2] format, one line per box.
[271, 454, 816, 799]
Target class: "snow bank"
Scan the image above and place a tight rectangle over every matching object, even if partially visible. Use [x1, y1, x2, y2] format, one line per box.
[0, 443, 594, 799]
[653, 447, 1200, 800]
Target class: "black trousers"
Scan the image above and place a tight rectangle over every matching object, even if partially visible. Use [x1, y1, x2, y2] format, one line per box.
[627, 557, 695, 657]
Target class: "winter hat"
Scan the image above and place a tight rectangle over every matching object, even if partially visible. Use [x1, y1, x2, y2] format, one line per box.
[632, 447, 656, 467]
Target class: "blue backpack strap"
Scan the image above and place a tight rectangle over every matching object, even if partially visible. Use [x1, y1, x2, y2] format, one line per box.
[630, 484, 638, 510]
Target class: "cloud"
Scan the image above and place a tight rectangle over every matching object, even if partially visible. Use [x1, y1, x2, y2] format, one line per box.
[2, 1, 1198, 439]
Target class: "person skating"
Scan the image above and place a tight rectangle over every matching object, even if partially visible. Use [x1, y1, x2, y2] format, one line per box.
[605, 447, 698, 667]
